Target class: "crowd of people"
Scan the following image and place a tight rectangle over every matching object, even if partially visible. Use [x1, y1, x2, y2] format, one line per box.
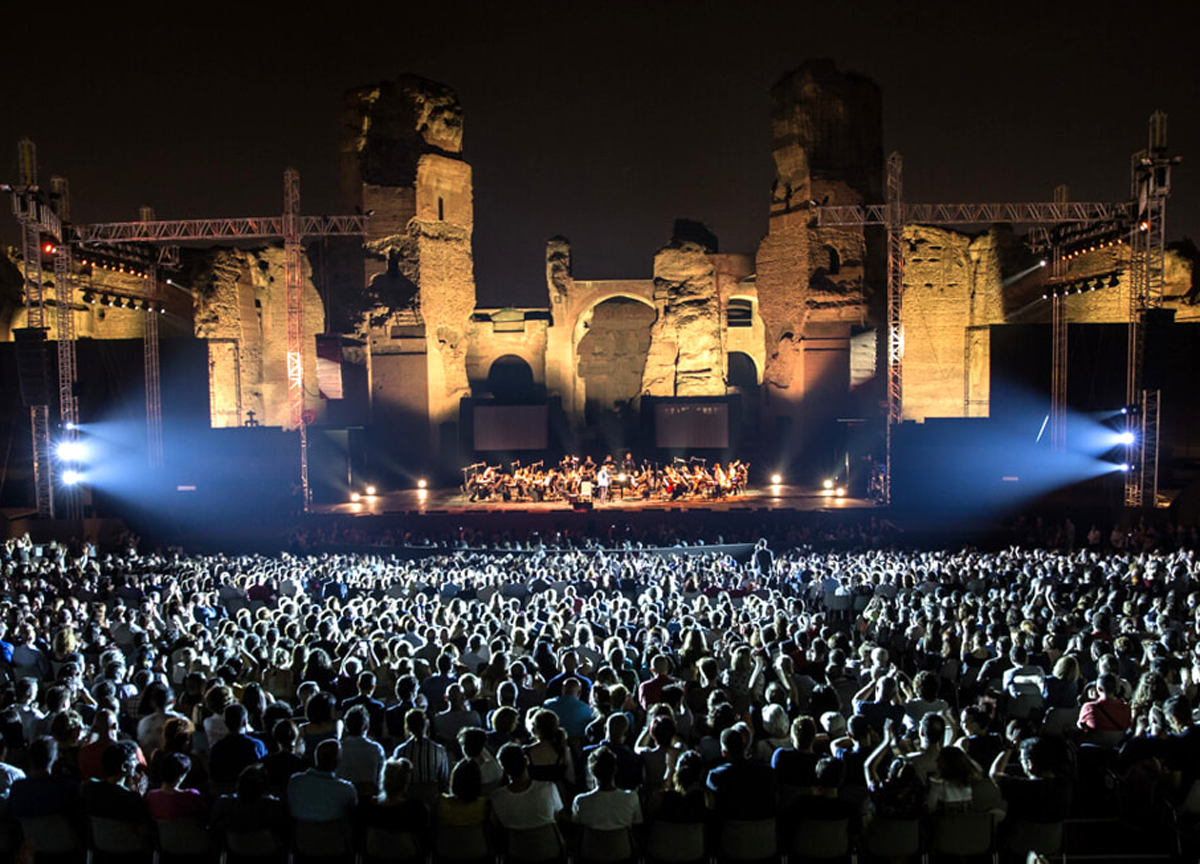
[0, 526, 1194, 858]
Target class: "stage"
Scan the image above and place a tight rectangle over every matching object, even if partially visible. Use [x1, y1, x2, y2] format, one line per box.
[312, 484, 876, 517]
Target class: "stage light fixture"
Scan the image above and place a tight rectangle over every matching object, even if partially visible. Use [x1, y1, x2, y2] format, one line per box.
[350, 492, 361, 502]
[365, 485, 377, 496]
[1119, 463, 1132, 472]
[417, 479, 427, 489]
[1116, 431, 1135, 446]
[835, 487, 846, 497]
[62, 470, 81, 486]
[1039, 259, 1047, 267]
[56, 440, 84, 461]
[823, 479, 833, 489]
[771, 473, 782, 485]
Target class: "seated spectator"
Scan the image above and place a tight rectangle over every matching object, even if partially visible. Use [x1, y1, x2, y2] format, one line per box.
[393, 708, 450, 799]
[543, 678, 595, 741]
[286, 739, 357, 822]
[572, 746, 643, 831]
[459, 726, 503, 793]
[989, 733, 1073, 823]
[9, 736, 80, 823]
[772, 714, 820, 792]
[438, 759, 490, 826]
[583, 713, 642, 791]
[359, 758, 430, 849]
[80, 740, 149, 827]
[650, 750, 707, 822]
[210, 703, 268, 787]
[786, 757, 861, 832]
[340, 704, 385, 796]
[261, 719, 307, 793]
[526, 709, 576, 789]
[146, 752, 205, 821]
[489, 743, 564, 830]
[1078, 673, 1132, 744]
[706, 726, 776, 822]
[904, 672, 950, 731]
[431, 684, 483, 756]
[210, 764, 289, 838]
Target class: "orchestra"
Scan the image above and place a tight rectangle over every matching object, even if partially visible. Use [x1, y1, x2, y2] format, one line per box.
[462, 455, 749, 503]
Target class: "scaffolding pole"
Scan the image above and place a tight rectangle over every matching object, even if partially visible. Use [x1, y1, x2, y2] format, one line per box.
[283, 168, 309, 510]
[884, 152, 904, 506]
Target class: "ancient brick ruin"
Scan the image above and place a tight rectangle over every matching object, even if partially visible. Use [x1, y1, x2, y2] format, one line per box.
[11, 60, 1195, 480]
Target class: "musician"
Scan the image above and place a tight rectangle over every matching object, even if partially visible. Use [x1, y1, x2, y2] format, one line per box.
[621, 452, 636, 475]
[596, 464, 610, 503]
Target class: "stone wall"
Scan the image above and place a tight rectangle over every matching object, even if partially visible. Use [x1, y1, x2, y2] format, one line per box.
[192, 247, 323, 429]
[642, 240, 724, 397]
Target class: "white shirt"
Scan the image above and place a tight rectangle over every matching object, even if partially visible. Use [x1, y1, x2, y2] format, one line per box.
[572, 787, 643, 830]
[490, 780, 563, 829]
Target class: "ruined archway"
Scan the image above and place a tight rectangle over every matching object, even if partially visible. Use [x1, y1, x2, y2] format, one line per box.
[486, 354, 537, 403]
[575, 295, 657, 426]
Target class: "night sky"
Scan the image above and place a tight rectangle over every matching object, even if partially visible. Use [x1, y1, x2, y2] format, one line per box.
[4, 1, 1196, 307]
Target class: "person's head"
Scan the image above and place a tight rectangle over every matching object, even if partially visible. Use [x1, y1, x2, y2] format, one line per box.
[498, 743, 528, 780]
[158, 752, 191, 789]
[588, 746, 618, 788]
[306, 692, 335, 724]
[533, 709, 563, 745]
[914, 671, 940, 702]
[224, 703, 249, 734]
[449, 758, 483, 802]
[314, 739, 340, 772]
[650, 714, 676, 749]
[814, 757, 845, 792]
[28, 736, 58, 774]
[762, 704, 789, 740]
[405, 708, 427, 739]
[672, 750, 704, 793]
[719, 726, 745, 761]
[605, 712, 629, 745]
[382, 758, 413, 800]
[1096, 673, 1119, 699]
[344, 705, 369, 738]
[491, 706, 518, 736]
[101, 740, 139, 783]
[458, 726, 488, 760]
[919, 713, 946, 750]
[790, 715, 817, 751]
[935, 745, 978, 786]
[562, 678, 581, 699]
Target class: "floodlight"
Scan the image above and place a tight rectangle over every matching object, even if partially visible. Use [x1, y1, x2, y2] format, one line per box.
[823, 479, 833, 489]
[56, 440, 84, 461]
[350, 492, 361, 502]
[365, 485, 377, 496]
[62, 470, 81, 486]
[1116, 431, 1135, 446]
[417, 479, 428, 489]
[770, 473, 782, 485]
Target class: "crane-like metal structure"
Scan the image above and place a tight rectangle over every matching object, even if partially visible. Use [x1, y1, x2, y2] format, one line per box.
[815, 160, 1133, 505]
[10, 139, 60, 517]
[70, 171, 368, 508]
[1123, 111, 1178, 508]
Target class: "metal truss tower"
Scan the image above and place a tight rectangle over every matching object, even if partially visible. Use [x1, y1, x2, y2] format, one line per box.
[884, 153, 904, 505]
[11, 139, 58, 518]
[816, 176, 1130, 505]
[1049, 185, 1069, 452]
[69, 172, 368, 513]
[1124, 111, 1176, 508]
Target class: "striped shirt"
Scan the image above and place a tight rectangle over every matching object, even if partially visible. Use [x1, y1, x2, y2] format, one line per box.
[393, 736, 450, 792]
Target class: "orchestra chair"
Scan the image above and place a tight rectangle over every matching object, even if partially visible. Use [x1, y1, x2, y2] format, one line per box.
[859, 817, 921, 863]
[576, 826, 635, 864]
[86, 815, 152, 863]
[645, 820, 706, 864]
[155, 816, 218, 864]
[219, 825, 287, 864]
[290, 819, 355, 864]
[503, 824, 564, 864]
[786, 816, 854, 863]
[16, 814, 84, 864]
[715, 818, 779, 864]
[433, 819, 489, 864]
[361, 822, 425, 864]
[927, 811, 996, 863]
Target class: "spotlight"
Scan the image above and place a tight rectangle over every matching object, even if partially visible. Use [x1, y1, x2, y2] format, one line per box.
[64, 422, 76, 431]
[1119, 463, 1132, 473]
[141, 300, 153, 311]
[771, 473, 782, 485]
[835, 487, 846, 497]
[417, 479, 427, 489]
[62, 470, 81, 486]
[365, 485, 377, 496]
[1039, 259, 1047, 267]
[1116, 431, 1135, 446]
[350, 492, 361, 502]
[823, 479, 833, 490]
[56, 440, 84, 461]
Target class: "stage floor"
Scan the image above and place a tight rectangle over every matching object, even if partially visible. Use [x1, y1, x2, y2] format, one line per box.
[312, 484, 876, 517]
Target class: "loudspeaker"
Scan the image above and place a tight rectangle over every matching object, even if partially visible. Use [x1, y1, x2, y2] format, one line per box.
[1143, 308, 1175, 392]
[13, 328, 50, 407]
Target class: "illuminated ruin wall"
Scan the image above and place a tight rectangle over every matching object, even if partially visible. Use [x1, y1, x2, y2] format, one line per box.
[341, 77, 475, 453]
[192, 247, 323, 429]
[898, 227, 1196, 422]
[755, 60, 882, 423]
